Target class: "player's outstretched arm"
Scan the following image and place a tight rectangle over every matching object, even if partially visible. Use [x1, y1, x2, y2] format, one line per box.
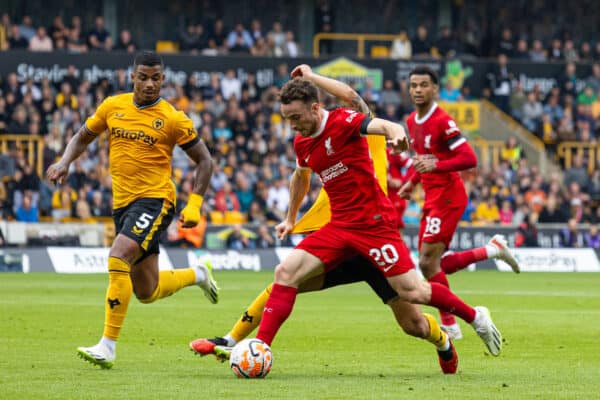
[364, 118, 409, 153]
[291, 64, 371, 115]
[46, 125, 97, 184]
[180, 140, 214, 228]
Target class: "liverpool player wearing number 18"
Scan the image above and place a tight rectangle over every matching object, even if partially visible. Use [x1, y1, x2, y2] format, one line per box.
[249, 65, 502, 366]
[398, 66, 520, 340]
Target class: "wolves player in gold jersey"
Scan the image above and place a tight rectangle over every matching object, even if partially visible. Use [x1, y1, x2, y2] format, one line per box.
[47, 51, 218, 369]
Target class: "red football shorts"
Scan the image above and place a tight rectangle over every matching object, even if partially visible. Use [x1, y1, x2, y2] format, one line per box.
[296, 222, 414, 277]
[418, 205, 465, 249]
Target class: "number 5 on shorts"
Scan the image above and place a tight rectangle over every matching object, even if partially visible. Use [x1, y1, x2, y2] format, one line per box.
[136, 212, 154, 229]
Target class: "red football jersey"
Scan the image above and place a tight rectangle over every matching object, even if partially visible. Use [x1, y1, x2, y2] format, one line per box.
[294, 108, 397, 228]
[406, 102, 468, 208]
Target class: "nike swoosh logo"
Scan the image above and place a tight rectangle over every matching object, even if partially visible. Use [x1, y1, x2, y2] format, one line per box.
[422, 233, 435, 238]
[383, 265, 394, 272]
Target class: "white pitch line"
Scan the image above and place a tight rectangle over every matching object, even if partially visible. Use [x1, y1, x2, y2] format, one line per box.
[455, 290, 600, 298]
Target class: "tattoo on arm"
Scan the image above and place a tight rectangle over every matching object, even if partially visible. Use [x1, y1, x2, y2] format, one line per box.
[350, 94, 371, 115]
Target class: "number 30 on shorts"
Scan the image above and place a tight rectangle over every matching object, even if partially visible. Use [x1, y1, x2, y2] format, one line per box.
[369, 244, 400, 267]
[425, 216, 442, 235]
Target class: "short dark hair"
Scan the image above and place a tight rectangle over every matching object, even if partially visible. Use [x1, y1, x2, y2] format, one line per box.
[409, 66, 439, 85]
[280, 78, 319, 105]
[133, 51, 164, 69]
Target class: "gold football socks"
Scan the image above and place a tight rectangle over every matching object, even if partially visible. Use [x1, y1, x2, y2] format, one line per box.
[138, 269, 196, 303]
[103, 257, 133, 340]
[424, 313, 450, 350]
[228, 283, 273, 342]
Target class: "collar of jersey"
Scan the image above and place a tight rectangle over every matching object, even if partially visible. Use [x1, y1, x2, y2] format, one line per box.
[133, 96, 162, 109]
[310, 109, 329, 138]
[414, 102, 437, 124]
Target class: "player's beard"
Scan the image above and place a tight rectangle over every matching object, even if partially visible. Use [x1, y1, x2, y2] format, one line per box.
[139, 89, 158, 105]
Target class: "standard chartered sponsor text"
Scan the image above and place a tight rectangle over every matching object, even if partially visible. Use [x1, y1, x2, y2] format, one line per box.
[320, 161, 348, 182]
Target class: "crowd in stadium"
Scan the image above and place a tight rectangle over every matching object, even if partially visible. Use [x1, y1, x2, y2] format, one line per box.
[1, 6, 600, 250]
[2, 6, 600, 60]
[0, 13, 301, 57]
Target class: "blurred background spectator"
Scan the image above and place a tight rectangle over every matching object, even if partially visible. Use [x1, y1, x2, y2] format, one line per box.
[515, 213, 539, 248]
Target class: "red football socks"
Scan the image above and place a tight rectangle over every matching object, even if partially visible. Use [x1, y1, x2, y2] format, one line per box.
[428, 281, 476, 323]
[441, 247, 488, 274]
[256, 283, 298, 346]
[428, 271, 456, 325]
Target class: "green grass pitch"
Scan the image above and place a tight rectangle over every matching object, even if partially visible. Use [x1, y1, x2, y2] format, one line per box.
[1, 271, 599, 400]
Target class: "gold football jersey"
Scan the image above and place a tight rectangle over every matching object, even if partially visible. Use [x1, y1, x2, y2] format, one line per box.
[85, 93, 198, 209]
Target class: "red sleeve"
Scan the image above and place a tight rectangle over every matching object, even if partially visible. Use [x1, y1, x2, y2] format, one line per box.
[406, 168, 421, 184]
[439, 114, 461, 141]
[434, 140, 477, 172]
[387, 151, 407, 171]
[403, 161, 416, 181]
[400, 154, 413, 169]
[338, 108, 368, 137]
[294, 136, 309, 169]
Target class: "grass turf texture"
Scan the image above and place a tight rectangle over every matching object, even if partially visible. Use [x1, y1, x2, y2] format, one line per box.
[1, 271, 599, 400]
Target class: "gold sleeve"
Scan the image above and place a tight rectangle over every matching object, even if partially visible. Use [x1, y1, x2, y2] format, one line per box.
[85, 96, 112, 135]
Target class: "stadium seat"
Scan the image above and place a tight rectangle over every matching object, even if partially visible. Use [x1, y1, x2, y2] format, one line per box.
[209, 211, 225, 224]
[224, 211, 247, 224]
[371, 45, 390, 58]
[155, 40, 179, 53]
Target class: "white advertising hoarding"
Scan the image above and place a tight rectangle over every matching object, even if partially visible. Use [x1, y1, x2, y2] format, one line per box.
[47, 247, 173, 273]
[494, 248, 600, 272]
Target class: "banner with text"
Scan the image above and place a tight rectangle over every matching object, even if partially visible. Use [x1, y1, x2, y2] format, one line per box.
[493, 248, 600, 272]
[0, 51, 594, 97]
[3, 245, 600, 273]
[46, 247, 174, 273]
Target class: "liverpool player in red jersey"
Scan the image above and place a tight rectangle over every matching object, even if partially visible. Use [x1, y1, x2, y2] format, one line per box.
[244, 65, 502, 372]
[191, 90, 461, 373]
[398, 66, 520, 340]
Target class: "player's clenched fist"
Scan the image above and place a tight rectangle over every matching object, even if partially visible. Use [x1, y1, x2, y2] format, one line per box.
[46, 161, 69, 184]
[179, 193, 204, 228]
[387, 135, 409, 153]
[275, 220, 294, 240]
[291, 64, 313, 79]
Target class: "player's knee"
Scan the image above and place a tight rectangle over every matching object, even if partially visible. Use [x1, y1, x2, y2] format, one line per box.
[398, 287, 429, 304]
[134, 285, 156, 303]
[418, 253, 433, 268]
[418, 255, 437, 277]
[273, 263, 296, 285]
[110, 231, 146, 259]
